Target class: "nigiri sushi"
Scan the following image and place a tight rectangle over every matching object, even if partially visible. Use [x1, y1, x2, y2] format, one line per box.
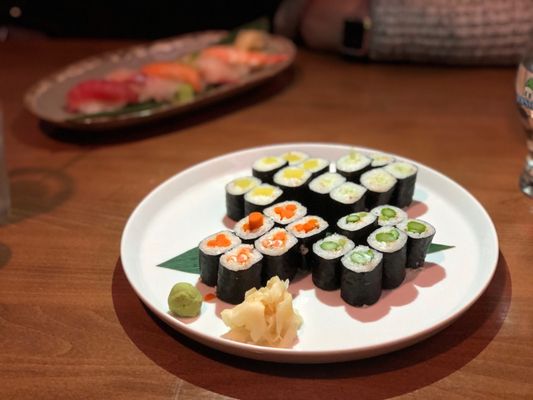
[66, 79, 139, 114]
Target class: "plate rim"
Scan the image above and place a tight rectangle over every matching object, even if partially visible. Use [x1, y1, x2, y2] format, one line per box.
[120, 142, 499, 363]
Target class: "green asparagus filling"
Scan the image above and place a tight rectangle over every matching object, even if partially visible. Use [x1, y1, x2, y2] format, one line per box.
[320, 238, 347, 251]
[345, 212, 367, 223]
[376, 229, 400, 243]
[407, 221, 426, 234]
[350, 249, 374, 265]
[380, 207, 397, 220]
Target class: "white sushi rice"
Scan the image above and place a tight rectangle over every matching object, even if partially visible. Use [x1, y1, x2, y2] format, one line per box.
[368, 153, 395, 168]
[254, 228, 298, 256]
[253, 156, 286, 173]
[199, 230, 241, 256]
[367, 226, 408, 253]
[397, 219, 436, 239]
[273, 166, 312, 187]
[385, 161, 417, 179]
[244, 184, 283, 206]
[360, 168, 397, 193]
[308, 172, 346, 194]
[371, 205, 408, 227]
[263, 200, 307, 225]
[342, 245, 383, 273]
[225, 176, 261, 196]
[286, 215, 329, 239]
[220, 244, 263, 271]
[336, 151, 371, 173]
[337, 211, 376, 231]
[281, 151, 309, 165]
[330, 182, 367, 204]
[312, 233, 355, 260]
[234, 214, 274, 241]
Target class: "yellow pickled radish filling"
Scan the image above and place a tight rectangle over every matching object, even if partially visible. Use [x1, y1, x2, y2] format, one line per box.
[234, 177, 253, 190]
[282, 167, 305, 180]
[303, 159, 319, 170]
[283, 152, 302, 163]
[252, 186, 275, 197]
[262, 156, 279, 164]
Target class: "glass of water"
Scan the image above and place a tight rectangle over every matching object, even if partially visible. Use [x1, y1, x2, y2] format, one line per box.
[516, 40, 533, 197]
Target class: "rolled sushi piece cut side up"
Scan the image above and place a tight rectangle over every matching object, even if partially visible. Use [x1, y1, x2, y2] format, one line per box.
[255, 227, 299, 283]
[368, 153, 395, 168]
[367, 226, 407, 289]
[263, 200, 307, 226]
[234, 212, 274, 244]
[311, 233, 355, 290]
[281, 151, 309, 166]
[273, 166, 312, 205]
[244, 184, 283, 215]
[225, 176, 261, 221]
[329, 182, 367, 224]
[397, 219, 436, 268]
[287, 215, 329, 271]
[308, 172, 346, 217]
[299, 157, 330, 178]
[360, 168, 397, 210]
[371, 204, 407, 227]
[336, 211, 377, 245]
[341, 245, 383, 306]
[385, 161, 418, 208]
[217, 244, 263, 305]
[199, 231, 242, 287]
[336, 151, 372, 181]
[252, 156, 287, 184]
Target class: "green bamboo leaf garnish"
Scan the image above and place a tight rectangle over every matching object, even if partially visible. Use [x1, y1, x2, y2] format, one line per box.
[427, 243, 455, 254]
[157, 247, 199, 274]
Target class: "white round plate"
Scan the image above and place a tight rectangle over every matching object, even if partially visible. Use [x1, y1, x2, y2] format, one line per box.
[120, 143, 499, 363]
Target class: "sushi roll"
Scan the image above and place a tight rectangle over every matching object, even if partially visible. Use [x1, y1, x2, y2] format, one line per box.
[360, 168, 397, 210]
[198, 231, 241, 286]
[244, 184, 283, 215]
[336, 211, 378, 244]
[371, 205, 408, 227]
[397, 219, 436, 268]
[255, 227, 299, 283]
[287, 215, 329, 270]
[329, 182, 367, 224]
[299, 157, 330, 178]
[217, 244, 263, 304]
[252, 156, 287, 184]
[385, 161, 418, 208]
[367, 226, 408, 289]
[368, 152, 395, 169]
[308, 172, 346, 216]
[335, 151, 372, 182]
[263, 200, 307, 227]
[341, 246, 383, 306]
[225, 176, 261, 221]
[273, 166, 312, 205]
[234, 212, 274, 244]
[281, 151, 309, 166]
[311, 234, 355, 290]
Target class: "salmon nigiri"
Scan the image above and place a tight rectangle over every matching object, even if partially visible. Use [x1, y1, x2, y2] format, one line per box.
[200, 45, 288, 68]
[141, 62, 203, 92]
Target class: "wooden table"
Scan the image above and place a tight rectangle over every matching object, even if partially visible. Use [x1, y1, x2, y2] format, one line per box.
[1, 38, 531, 400]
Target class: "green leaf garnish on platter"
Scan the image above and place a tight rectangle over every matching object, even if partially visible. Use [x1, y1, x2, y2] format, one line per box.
[427, 243, 455, 254]
[157, 247, 199, 274]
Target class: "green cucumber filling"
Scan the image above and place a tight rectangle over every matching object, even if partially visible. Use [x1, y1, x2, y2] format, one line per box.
[407, 221, 426, 234]
[376, 229, 400, 243]
[380, 207, 396, 220]
[350, 250, 374, 264]
[320, 238, 347, 251]
[346, 214, 360, 223]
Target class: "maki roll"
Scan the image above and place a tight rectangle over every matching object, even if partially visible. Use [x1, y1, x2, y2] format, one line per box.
[255, 227, 299, 283]
[368, 226, 408, 289]
[281, 151, 309, 166]
[360, 168, 397, 210]
[311, 233, 355, 290]
[308, 172, 346, 216]
[198, 231, 241, 287]
[335, 151, 372, 182]
[329, 182, 367, 224]
[368, 152, 395, 169]
[299, 157, 330, 178]
[371, 205, 407, 227]
[341, 246, 383, 306]
[252, 156, 287, 184]
[225, 176, 261, 221]
[217, 244, 263, 304]
[234, 212, 274, 244]
[244, 184, 283, 215]
[273, 166, 312, 205]
[263, 200, 307, 227]
[287, 215, 329, 270]
[397, 219, 436, 268]
[336, 211, 377, 244]
[385, 161, 418, 208]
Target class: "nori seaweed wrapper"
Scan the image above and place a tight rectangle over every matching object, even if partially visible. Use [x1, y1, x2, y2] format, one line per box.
[260, 245, 300, 284]
[311, 254, 343, 290]
[406, 232, 435, 268]
[199, 250, 220, 287]
[392, 173, 417, 208]
[252, 162, 287, 185]
[226, 191, 245, 221]
[341, 259, 383, 306]
[337, 219, 378, 245]
[380, 247, 407, 289]
[364, 186, 395, 210]
[216, 261, 262, 304]
[329, 196, 366, 225]
[337, 165, 372, 182]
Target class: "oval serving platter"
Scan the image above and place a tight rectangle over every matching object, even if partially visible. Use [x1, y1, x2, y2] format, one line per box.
[24, 31, 295, 131]
[120, 143, 499, 363]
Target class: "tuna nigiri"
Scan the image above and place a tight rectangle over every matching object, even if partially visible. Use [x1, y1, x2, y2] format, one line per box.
[66, 79, 139, 114]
